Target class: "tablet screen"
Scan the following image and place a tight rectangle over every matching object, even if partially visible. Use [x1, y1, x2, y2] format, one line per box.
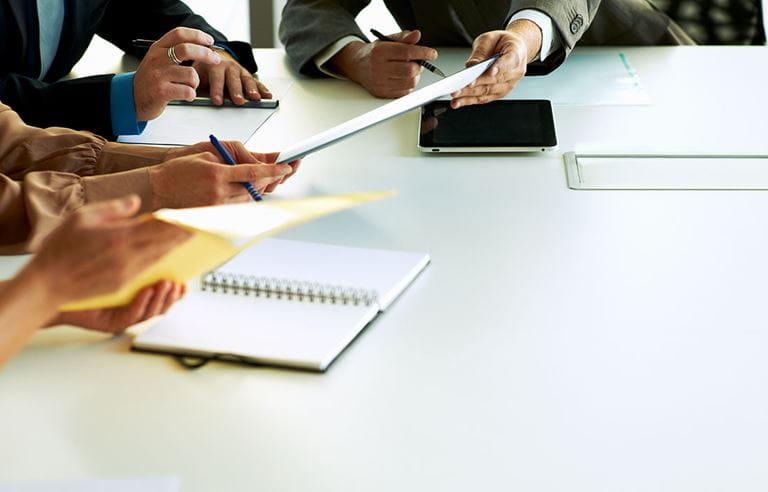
[419, 100, 557, 148]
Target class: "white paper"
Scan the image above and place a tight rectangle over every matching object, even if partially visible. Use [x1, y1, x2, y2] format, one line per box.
[118, 79, 293, 145]
[0, 477, 178, 492]
[154, 202, 297, 241]
[276, 56, 499, 163]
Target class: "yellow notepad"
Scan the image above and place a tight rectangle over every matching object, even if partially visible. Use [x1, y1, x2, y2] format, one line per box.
[61, 191, 392, 312]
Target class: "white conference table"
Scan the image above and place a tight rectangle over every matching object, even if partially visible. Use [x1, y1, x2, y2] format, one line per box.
[1, 44, 768, 491]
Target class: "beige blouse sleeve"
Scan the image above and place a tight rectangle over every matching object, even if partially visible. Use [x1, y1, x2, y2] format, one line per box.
[0, 103, 172, 254]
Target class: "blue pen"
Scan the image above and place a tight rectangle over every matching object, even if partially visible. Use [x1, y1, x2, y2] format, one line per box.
[209, 134, 262, 202]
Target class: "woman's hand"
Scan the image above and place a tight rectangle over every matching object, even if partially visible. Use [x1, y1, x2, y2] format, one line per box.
[47, 281, 186, 333]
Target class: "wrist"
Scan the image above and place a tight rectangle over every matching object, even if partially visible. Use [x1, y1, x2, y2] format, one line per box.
[506, 20, 543, 63]
[328, 41, 367, 82]
[14, 261, 70, 313]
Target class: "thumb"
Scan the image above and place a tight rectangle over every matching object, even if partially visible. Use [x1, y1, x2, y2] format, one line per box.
[387, 30, 422, 45]
[466, 33, 496, 67]
[79, 195, 141, 226]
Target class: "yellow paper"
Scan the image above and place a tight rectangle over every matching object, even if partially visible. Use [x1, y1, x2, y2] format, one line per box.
[61, 191, 392, 312]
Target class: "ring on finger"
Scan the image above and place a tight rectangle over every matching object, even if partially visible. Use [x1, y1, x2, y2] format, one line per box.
[168, 46, 183, 65]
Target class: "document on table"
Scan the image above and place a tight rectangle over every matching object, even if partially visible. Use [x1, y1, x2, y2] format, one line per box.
[0, 477, 178, 492]
[276, 55, 499, 163]
[118, 79, 293, 145]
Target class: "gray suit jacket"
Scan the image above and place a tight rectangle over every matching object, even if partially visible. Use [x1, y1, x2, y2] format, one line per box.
[279, 0, 694, 76]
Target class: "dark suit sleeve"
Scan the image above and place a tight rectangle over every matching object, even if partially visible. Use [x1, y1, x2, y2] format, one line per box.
[506, 0, 601, 75]
[279, 0, 373, 77]
[0, 72, 115, 137]
[96, 0, 258, 73]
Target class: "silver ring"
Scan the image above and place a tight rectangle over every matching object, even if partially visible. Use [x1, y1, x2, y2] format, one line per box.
[168, 46, 183, 65]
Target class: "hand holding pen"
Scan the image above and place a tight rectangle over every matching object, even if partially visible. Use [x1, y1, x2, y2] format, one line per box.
[369, 29, 445, 78]
[207, 135, 302, 202]
[326, 29, 441, 99]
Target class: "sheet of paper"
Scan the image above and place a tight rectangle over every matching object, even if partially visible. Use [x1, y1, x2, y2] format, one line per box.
[117, 79, 293, 145]
[276, 56, 499, 163]
[0, 477, 178, 492]
[430, 53, 650, 106]
[154, 202, 297, 242]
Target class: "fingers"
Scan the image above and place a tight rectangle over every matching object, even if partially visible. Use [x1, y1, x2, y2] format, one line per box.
[172, 43, 221, 66]
[226, 163, 291, 183]
[386, 30, 422, 45]
[162, 82, 196, 102]
[255, 80, 272, 99]
[77, 195, 141, 227]
[250, 151, 280, 163]
[118, 285, 156, 331]
[157, 27, 214, 49]
[387, 61, 423, 79]
[142, 281, 173, 320]
[225, 66, 246, 105]
[242, 74, 262, 101]
[208, 65, 226, 105]
[166, 65, 200, 89]
[377, 42, 437, 62]
[466, 32, 500, 66]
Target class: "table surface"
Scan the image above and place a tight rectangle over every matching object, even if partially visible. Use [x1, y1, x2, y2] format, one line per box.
[2, 43, 768, 492]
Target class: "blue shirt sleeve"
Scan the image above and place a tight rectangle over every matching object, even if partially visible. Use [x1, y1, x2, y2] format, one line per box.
[214, 43, 239, 62]
[110, 72, 147, 136]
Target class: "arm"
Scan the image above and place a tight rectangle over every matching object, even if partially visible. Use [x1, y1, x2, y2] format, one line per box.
[505, 0, 602, 75]
[0, 103, 172, 180]
[0, 73, 115, 137]
[279, 0, 373, 76]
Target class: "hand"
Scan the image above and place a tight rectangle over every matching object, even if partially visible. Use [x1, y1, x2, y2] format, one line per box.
[134, 27, 222, 121]
[28, 196, 191, 307]
[148, 151, 294, 209]
[450, 20, 542, 108]
[329, 30, 438, 98]
[168, 141, 301, 192]
[47, 282, 186, 334]
[195, 50, 272, 105]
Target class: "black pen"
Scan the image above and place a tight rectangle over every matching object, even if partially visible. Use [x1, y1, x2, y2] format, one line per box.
[369, 29, 446, 78]
[131, 38, 226, 52]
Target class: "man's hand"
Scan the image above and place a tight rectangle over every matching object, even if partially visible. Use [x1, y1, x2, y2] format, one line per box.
[195, 50, 272, 105]
[329, 30, 438, 98]
[168, 141, 302, 192]
[48, 282, 186, 334]
[148, 152, 294, 209]
[451, 20, 542, 108]
[133, 28, 222, 121]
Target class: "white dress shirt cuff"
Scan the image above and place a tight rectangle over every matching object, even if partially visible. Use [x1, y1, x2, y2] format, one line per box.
[507, 9, 561, 61]
[314, 35, 367, 79]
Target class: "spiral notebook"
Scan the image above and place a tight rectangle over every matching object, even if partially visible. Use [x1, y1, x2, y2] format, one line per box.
[132, 239, 430, 371]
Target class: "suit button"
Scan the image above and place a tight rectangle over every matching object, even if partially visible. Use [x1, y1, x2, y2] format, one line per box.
[570, 14, 584, 34]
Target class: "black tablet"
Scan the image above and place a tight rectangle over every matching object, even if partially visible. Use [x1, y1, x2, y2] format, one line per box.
[418, 99, 558, 153]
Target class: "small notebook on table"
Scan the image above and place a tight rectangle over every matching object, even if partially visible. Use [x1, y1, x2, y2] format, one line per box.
[133, 239, 430, 371]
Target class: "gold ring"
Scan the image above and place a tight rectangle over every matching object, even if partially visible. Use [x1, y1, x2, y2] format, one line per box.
[168, 46, 183, 65]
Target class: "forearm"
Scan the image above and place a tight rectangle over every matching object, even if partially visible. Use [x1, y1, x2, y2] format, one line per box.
[0, 168, 154, 254]
[279, 0, 371, 75]
[0, 265, 61, 367]
[0, 103, 170, 179]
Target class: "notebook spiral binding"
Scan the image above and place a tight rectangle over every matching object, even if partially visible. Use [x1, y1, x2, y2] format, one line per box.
[201, 272, 379, 306]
